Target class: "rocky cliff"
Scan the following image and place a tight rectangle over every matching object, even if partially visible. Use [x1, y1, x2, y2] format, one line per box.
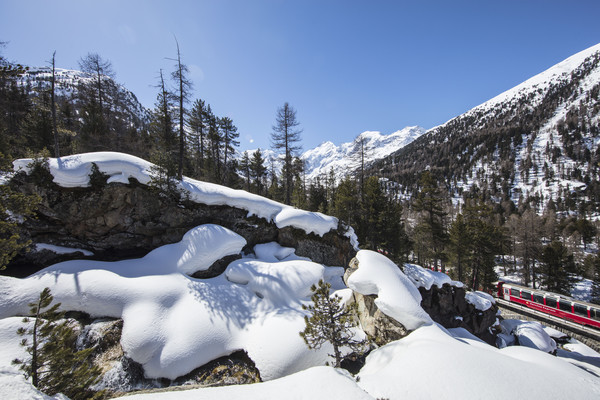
[4, 168, 355, 276]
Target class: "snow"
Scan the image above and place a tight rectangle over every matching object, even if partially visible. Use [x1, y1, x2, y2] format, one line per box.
[347, 251, 432, 331]
[403, 263, 464, 290]
[357, 323, 600, 400]
[34, 243, 94, 256]
[499, 319, 557, 354]
[12, 152, 348, 239]
[0, 225, 348, 381]
[119, 367, 374, 400]
[465, 291, 495, 311]
[301, 126, 426, 181]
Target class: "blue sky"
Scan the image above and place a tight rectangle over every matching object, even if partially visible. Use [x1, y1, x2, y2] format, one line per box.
[1, 0, 600, 152]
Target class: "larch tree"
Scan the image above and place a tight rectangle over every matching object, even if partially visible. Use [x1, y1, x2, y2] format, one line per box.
[170, 37, 192, 180]
[300, 280, 368, 368]
[271, 102, 302, 205]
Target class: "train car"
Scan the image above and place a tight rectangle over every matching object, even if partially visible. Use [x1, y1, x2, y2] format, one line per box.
[496, 281, 600, 330]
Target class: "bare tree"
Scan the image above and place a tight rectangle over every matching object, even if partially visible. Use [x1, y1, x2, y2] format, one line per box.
[48, 51, 59, 158]
[271, 102, 302, 205]
[79, 53, 114, 116]
[169, 36, 192, 180]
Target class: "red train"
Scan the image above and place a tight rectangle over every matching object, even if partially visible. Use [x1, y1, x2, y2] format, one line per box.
[496, 281, 600, 330]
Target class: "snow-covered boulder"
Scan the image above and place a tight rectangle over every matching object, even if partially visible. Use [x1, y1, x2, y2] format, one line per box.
[7, 152, 356, 273]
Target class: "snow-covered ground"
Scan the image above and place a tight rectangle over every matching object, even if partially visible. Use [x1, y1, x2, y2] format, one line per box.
[2, 243, 600, 398]
[2, 152, 600, 398]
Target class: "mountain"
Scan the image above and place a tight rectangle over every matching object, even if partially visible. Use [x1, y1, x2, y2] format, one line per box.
[301, 126, 426, 181]
[246, 126, 425, 182]
[19, 66, 150, 121]
[374, 43, 600, 214]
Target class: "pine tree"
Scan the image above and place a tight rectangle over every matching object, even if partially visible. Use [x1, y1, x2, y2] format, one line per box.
[218, 116, 239, 185]
[188, 99, 207, 178]
[412, 171, 448, 271]
[590, 255, 600, 305]
[447, 213, 469, 282]
[271, 102, 302, 205]
[0, 153, 40, 269]
[239, 151, 251, 190]
[540, 241, 576, 296]
[462, 199, 500, 291]
[249, 149, 267, 195]
[300, 280, 368, 368]
[12, 288, 104, 399]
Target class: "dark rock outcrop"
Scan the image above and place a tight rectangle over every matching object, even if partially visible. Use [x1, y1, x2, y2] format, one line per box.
[419, 284, 498, 345]
[4, 174, 356, 275]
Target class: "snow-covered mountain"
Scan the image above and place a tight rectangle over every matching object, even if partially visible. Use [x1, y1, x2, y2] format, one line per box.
[376, 43, 600, 213]
[245, 127, 425, 183]
[18, 66, 150, 126]
[301, 126, 425, 181]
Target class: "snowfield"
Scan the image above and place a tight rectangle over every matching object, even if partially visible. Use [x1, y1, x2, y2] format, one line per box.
[1, 238, 600, 398]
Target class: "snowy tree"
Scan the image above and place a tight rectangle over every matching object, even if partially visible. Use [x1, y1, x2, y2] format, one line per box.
[300, 280, 368, 368]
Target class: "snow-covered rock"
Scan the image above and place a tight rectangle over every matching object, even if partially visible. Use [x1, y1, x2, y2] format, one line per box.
[0, 225, 349, 381]
[346, 250, 432, 331]
[13, 152, 343, 238]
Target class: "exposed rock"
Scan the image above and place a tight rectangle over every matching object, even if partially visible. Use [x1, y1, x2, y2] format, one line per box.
[419, 284, 498, 345]
[4, 174, 355, 275]
[174, 350, 261, 386]
[344, 259, 410, 346]
[191, 254, 242, 279]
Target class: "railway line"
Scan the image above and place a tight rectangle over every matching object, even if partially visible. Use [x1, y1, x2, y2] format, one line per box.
[497, 298, 600, 352]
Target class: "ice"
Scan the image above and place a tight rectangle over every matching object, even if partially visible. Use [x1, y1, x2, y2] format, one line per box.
[346, 251, 432, 331]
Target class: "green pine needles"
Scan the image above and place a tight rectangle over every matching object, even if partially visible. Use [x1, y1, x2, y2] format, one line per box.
[12, 288, 105, 400]
[300, 280, 368, 368]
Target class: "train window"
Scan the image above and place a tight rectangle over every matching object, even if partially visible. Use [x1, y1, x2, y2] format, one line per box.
[591, 308, 600, 321]
[573, 304, 588, 317]
[559, 301, 572, 312]
[521, 291, 532, 301]
[510, 288, 520, 297]
[533, 294, 544, 303]
[545, 297, 557, 308]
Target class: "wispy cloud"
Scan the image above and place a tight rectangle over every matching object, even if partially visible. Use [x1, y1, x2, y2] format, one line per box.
[119, 25, 137, 45]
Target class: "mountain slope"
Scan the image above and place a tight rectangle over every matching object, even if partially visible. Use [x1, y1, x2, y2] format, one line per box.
[302, 126, 425, 181]
[375, 43, 600, 213]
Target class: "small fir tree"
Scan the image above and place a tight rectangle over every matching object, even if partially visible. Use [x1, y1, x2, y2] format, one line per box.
[300, 280, 368, 368]
[12, 288, 104, 400]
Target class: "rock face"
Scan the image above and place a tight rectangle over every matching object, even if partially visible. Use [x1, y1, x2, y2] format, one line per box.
[5, 173, 355, 275]
[344, 259, 410, 346]
[419, 285, 498, 345]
